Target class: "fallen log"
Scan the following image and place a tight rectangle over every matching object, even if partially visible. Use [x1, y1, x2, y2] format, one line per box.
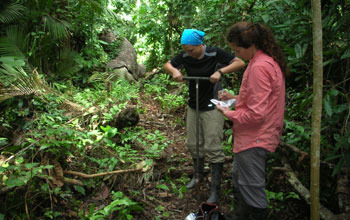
[277, 142, 350, 219]
[279, 155, 344, 220]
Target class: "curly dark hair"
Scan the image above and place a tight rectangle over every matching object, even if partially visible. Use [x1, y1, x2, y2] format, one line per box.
[227, 22, 289, 77]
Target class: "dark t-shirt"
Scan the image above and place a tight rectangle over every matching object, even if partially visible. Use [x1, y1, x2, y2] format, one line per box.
[171, 46, 235, 111]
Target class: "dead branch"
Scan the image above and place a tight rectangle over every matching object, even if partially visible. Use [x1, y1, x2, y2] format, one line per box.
[336, 172, 350, 214]
[133, 195, 157, 209]
[271, 167, 290, 172]
[278, 141, 309, 165]
[102, 146, 125, 164]
[0, 186, 26, 195]
[279, 141, 308, 156]
[0, 186, 11, 195]
[63, 177, 83, 186]
[53, 159, 84, 186]
[64, 168, 143, 178]
[4, 143, 35, 163]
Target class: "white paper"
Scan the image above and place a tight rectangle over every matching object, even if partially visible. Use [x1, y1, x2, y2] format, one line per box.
[210, 98, 236, 107]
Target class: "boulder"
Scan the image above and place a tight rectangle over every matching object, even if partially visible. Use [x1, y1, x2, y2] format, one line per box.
[99, 31, 117, 44]
[137, 63, 146, 78]
[110, 67, 135, 83]
[107, 38, 138, 80]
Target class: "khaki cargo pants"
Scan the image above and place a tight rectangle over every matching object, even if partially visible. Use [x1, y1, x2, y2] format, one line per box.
[186, 106, 225, 164]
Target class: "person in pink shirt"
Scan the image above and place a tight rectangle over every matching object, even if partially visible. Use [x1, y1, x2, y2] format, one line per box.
[216, 22, 289, 220]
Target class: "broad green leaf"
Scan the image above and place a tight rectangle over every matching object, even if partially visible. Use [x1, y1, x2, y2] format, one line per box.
[294, 43, 307, 59]
[146, 159, 153, 166]
[74, 185, 86, 195]
[5, 176, 27, 187]
[0, 56, 25, 66]
[331, 159, 344, 176]
[40, 143, 51, 150]
[330, 89, 339, 96]
[24, 162, 39, 169]
[156, 205, 165, 211]
[341, 49, 350, 60]
[162, 211, 170, 217]
[345, 153, 350, 166]
[323, 99, 332, 117]
[88, 203, 95, 217]
[156, 184, 169, 191]
[334, 104, 348, 114]
[107, 127, 118, 138]
[324, 154, 341, 161]
[152, 144, 159, 151]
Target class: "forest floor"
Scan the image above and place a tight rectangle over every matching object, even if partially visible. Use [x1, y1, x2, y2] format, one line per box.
[111, 93, 311, 220]
[0, 86, 320, 220]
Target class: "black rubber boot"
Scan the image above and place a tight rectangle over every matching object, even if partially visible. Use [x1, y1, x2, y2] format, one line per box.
[206, 163, 223, 203]
[231, 191, 250, 220]
[251, 207, 267, 220]
[186, 157, 204, 189]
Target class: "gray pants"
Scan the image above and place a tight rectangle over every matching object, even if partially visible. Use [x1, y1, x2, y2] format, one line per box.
[232, 147, 269, 209]
[186, 106, 225, 164]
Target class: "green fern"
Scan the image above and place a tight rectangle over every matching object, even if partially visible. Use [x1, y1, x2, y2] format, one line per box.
[0, 2, 26, 24]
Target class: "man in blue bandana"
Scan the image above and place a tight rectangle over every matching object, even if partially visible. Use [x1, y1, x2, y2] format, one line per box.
[164, 29, 245, 204]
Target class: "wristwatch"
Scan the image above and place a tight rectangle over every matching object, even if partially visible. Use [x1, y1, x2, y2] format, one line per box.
[218, 69, 224, 75]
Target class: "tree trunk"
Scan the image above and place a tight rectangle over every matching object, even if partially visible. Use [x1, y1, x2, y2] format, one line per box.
[310, 0, 323, 219]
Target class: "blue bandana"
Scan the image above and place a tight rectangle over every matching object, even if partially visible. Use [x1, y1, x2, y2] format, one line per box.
[181, 29, 205, 45]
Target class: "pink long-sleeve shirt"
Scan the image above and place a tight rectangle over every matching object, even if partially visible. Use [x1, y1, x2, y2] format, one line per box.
[225, 50, 285, 153]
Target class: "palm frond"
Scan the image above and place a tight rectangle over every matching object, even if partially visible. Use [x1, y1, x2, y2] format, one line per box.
[6, 25, 26, 51]
[0, 26, 32, 73]
[106, 70, 122, 81]
[81, 0, 105, 15]
[44, 16, 70, 41]
[87, 69, 125, 84]
[0, 33, 26, 59]
[88, 71, 109, 83]
[0, 2, 26, 24]
[0, 66, 84, 114]
[0, 56, 26, 86]
[79, 0, 121, 20]
[105, 8, 122, 23]
[0, 66, 50, 102]
[56, 48, 82, 75]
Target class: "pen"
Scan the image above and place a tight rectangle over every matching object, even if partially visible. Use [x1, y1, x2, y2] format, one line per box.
[221, 88, 224, 100]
